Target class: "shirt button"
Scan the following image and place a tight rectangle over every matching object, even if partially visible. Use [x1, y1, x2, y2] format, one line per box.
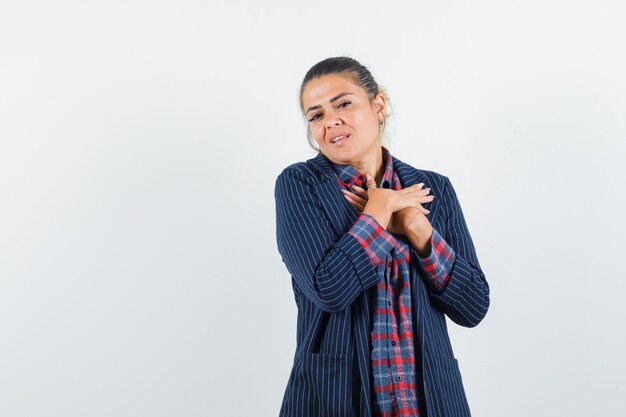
[388, 300, 392, 306]
[396, 375, 402, 382]
[391, 340, 396, 346]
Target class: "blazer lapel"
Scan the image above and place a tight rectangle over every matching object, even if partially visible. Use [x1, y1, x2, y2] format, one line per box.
[306, 152, 359, 235]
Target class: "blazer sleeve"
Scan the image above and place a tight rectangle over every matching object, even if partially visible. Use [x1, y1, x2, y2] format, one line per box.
[274, 167, 387, 313]
[427, 176, 490, 327]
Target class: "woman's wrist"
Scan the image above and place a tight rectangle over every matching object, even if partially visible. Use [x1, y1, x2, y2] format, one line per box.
[406, 217, 433, 257]
[363, 199, 392, 229]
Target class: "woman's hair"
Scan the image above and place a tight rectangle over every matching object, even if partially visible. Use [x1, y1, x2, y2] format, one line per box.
[299, 56, 392, 151]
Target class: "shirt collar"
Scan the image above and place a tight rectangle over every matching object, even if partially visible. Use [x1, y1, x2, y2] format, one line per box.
[330, 145, 395, 189]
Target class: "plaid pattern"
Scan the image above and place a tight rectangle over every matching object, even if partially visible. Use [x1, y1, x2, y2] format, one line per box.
[345, 213, 396, 265]
[333, 146, 456, 417]
[415, 229, 456, 292]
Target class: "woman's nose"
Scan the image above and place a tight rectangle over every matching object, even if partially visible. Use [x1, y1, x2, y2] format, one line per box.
[325, 112, 342, 128]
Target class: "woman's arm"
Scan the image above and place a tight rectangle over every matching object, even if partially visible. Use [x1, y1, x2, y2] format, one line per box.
[423, 176, 490, 328]
[275, 167, 394, 313]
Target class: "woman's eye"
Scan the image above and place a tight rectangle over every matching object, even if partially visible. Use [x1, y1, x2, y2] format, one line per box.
[338, 101, 351, 108]
[308, 114, 321, 122]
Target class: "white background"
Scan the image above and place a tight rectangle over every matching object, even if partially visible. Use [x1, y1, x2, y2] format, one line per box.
[1, 1, 625, 416]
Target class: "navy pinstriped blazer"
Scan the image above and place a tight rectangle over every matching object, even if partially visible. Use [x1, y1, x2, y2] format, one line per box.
[274, 150, 490, 417]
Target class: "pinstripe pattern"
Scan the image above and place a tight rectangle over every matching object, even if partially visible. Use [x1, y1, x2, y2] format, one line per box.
[275, 149, 490, 417]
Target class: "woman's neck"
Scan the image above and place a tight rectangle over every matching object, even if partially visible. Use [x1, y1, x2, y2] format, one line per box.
[351, 146, 385, 186]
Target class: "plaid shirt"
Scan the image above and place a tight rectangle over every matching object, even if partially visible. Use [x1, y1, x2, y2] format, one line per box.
[331, 146, 456, 417]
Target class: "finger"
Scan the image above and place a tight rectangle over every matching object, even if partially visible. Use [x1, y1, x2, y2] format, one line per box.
[342, 190, 366, 211]
[412, 199, 431, 214]
[365, 174, 376, 189]
[403, 190, 430, 198]
[402, 184, 427, 194]
[396, 194, 433, 214]
[350, 184, 369, 199]
[342, 189, 368, 206]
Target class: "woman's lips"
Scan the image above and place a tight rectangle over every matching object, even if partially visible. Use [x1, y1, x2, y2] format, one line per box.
[331, 134, 350, 145]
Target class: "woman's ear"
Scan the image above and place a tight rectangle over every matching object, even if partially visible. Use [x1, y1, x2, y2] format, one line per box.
[373, 93, 386, 118]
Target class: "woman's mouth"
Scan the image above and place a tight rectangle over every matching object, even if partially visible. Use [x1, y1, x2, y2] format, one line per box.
[331, 134, 350, 145]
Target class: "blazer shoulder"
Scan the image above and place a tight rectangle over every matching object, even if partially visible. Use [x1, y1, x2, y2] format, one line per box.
[275, 155, 330, 188]
[274, 161, 320, 194]
[393, 157, 449, 189]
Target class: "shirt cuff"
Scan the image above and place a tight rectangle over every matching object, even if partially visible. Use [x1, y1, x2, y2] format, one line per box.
[347, 213, 395, 267]
[413, 228, 456, 292]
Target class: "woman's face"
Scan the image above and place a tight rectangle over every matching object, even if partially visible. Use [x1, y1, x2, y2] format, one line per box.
[301, 73, 386, 165]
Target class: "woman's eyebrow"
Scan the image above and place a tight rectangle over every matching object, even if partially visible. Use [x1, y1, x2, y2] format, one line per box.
[305, 92, 354, 114]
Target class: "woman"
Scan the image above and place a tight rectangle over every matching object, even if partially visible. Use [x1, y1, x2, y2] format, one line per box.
[274, 57, 490, 417]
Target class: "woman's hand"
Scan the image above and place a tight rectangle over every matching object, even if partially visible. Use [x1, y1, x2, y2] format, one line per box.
[342, 175, 434, 235]
[342, 184, 407, 234]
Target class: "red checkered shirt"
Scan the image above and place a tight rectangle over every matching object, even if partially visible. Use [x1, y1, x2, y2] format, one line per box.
[331, 146, 456, 417]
